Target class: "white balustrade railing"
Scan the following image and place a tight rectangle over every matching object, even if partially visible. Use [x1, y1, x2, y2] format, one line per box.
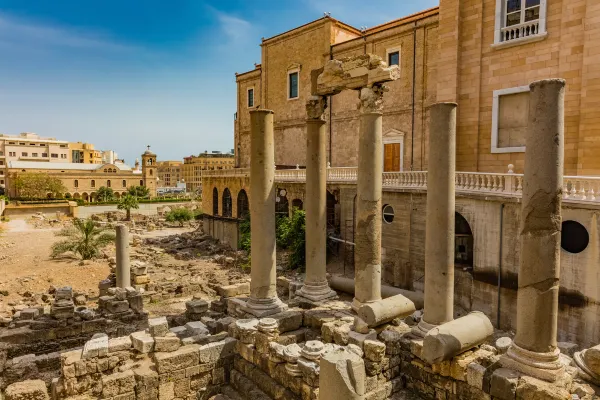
[500, 20, 541, 43]
[202, 166, 600, 204]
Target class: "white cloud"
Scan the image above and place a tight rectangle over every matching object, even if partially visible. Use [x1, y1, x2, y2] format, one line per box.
[216, 13, 253, 44]
[0, 13, 140, 53]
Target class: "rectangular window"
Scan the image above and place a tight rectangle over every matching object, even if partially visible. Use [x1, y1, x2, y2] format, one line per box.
[247, 88, 254, 108]
[494, 0, 546, 47]
[388, 51, 400, 66]
[91, 180, 96, 188]
[491, 86, 530, 153]
[9, 152, 16, 157]
[30, 143, 36, 146]
[51, 153, 58, 158]
[21, 152, 28, 157]
[32, 153, 38, 157]
[61, 154, 67, 159]
[288, 70, 299, 99]
[42, 153, 48, 157]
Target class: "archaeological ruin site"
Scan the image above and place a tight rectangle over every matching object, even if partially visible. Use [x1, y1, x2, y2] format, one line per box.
[1, 50, 600, 400]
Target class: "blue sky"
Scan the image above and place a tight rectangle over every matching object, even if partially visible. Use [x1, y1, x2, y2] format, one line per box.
[0, 0, 438, 164]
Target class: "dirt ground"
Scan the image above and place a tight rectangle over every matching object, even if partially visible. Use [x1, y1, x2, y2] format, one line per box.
[0, 219, 244, 315]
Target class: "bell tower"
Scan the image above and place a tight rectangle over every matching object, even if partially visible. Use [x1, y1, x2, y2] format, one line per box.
[141, 145, 157, 197]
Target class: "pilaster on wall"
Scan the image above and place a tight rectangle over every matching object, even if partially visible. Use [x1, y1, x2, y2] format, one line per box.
[436, 0, 461, 103]
[577, 0, 600, 175]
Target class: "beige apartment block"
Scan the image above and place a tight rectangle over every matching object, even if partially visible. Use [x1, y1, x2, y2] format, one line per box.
[68, 142, 103, 164]
[0, 132, 71, 190]
[438, 0, 600, 175]
[5, 148, 156, 200]
[157, 160, 183, 187]
[182, 152, 234, 193]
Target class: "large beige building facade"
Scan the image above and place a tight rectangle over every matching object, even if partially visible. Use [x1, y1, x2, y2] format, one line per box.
[157, 161, 183, 188]
[69, 142, 103, 164]
[5, 148, 157, 200]
[182, 152, 234, 193]
[206, 0, 600, 347]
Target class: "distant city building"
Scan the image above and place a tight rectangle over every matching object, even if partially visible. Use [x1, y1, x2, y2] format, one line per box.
[5, 147, 157, 200]
[0, 133, 71, 189]
[157, 160, 183, 188]
[69, 142, 103, 164]
[101, 150, 118, 164]
[182, 151, 234, 192]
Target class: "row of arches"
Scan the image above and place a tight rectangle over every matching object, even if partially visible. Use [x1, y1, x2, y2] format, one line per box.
[59, 191, 130, 202]
[211, 187, 307, 220]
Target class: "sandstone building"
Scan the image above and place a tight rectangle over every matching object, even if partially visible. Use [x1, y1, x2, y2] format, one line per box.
[206, 0, 600, 350]
[182, 151, 234, 193]
[5, 148, 157, 200]
[69, 142, 103, 164]
[157, 160, 183, 188]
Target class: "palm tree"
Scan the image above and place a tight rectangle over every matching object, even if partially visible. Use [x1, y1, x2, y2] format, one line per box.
[51, 218, 116, 260]
[117, 194, 139, 220]
[97, 186, 114, 202]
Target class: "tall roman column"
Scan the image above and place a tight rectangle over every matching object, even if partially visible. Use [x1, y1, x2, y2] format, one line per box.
[501, 79, 566, 381]
[352, 85, 386, 311]
[297, 96, 337, 302]
[115, 224, 131, 288]
[413, 102, 457, 338]
[243, 109, 288, 317]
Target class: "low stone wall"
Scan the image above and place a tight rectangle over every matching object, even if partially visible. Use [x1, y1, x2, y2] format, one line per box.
[203, 215, 240, 251]
[3, 203, 76, 219]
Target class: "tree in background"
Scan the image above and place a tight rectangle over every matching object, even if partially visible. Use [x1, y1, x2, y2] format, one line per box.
[165, 208, 194, 226]
[128, 185, 150, 198]
[117, 194, 139, 220]
[96, 186, 114, 202]
[51, 218, 115, 260]
[14, 173, 67, 199]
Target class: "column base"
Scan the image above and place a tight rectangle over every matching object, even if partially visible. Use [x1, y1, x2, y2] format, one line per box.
[351, 297, 380, 313]
[500, 342, 565, 382]
[296, 280, 337, 302]
[411, 319, 438, 338]
[574, 350, 600, 386]
[241, 296, 288, 318]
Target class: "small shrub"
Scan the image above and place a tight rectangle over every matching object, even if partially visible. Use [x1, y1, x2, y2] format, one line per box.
[165, 208, 194, 226]
[239, 216, 251, 252]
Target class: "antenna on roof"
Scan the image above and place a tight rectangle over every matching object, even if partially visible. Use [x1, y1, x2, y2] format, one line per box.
[323, 12, 331, 17]
[360, 26, 368, 33]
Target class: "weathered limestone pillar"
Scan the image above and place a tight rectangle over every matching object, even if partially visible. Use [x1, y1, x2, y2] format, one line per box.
[243, 109, 288, 317]
[413, 102, 457, 338]
[297, 96, 336, 302]
[501, 79, 566, 381]
[115, 224, 131, 288]
[353, 85, 385, 311]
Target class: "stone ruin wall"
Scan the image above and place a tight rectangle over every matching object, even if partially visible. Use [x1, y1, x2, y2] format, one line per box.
[3, 280, 597, 400]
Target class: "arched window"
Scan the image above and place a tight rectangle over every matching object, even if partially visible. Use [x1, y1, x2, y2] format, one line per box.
[275, 188, 289, 217]
[150, 169, 153, 176]
[291, 199, 303, 210]
[213, 188, 219, 215]
[107, 180, 111, 188]
[222, 188, 232, 217]
[91, 180, 95, 188]
[74, 179, 79, 188]
[140, 180, 144, 186]
[237, 189, 249, 218]
[455, 212, 473, 268]
[122, 180, 127, 188]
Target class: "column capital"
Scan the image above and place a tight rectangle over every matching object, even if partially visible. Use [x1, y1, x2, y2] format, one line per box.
[359, 84, 387, 114]
[306, 95, 328, 120]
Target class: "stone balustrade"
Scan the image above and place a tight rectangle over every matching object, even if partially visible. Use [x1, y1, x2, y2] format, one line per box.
[203, 166, 600, 205]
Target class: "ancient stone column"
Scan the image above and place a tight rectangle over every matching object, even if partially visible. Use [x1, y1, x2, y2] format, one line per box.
[413, 102, 457, 338]
[243, 109, 288, 317]
[115, 224, 131, 288]
[297, 96, 336, 302]
[501, 79, 566, 381]
[353, 85, 386, 311]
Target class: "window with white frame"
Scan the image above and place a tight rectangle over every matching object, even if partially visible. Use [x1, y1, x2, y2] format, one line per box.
[491, 86, 530, 153]
[386, 46, 401, 67]
[288, 69, 299, 100]
[247, 88, 254, 108]
[494, 0, 547, 47]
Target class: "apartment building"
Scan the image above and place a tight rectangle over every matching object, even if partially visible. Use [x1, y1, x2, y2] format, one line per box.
[182, 152, 234, 193]
[0, 133, 71, 189]
[69, 142, 103, 164]
[157, 161, 183, 188]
